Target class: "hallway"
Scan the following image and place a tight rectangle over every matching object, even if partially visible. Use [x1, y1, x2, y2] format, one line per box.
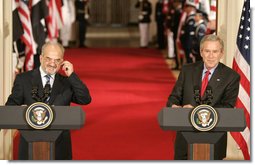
[71, 25, 179, 78]
[86, 26, 140, 48]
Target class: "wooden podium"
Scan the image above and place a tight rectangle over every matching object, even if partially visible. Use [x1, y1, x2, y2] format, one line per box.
[0, 105, 85, 160]
[158, 107, 246, 160]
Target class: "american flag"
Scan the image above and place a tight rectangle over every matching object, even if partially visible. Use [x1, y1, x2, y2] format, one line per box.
[17, 0, 37, 71]
[13, 0, 24, 42]
[231, 0, 250, 160]
[209, 0, 216, 21]
[176, 11, 186, 59]
[46, 0, 63, 40]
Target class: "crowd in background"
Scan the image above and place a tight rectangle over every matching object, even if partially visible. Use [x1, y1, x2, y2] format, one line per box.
[13, 0, 216, 75]
[153, 0, 216, 70]
[13, 0, 90, 75]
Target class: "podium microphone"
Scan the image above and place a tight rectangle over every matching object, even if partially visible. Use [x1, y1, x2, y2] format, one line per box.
[205, 86, 213, 105]
[31, 85, 41, 102]
[42, 84, 51, 103]
[194, 85, 201, 105]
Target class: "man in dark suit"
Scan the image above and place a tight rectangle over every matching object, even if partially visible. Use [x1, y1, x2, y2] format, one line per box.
[180, 0, 197, 63]
[135, 0, 152, 48]
[155, 0, 166, 49]
[166, 34, 240, 160]
[75, 0, 90, 48]
[165, 0, 183, 68]
[191, 7, 208, 62]
[5, 41, 92, 160]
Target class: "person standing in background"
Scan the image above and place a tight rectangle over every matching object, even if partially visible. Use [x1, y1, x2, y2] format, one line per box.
[155, 0, 166, 49]
[75, 0, 90, 48]
[191, 6, 208, 62]
[60, 0, 76, 48]
[135, 0, 152, 48]
[164, 0, 183, 69]
[180, 0, 197, 63]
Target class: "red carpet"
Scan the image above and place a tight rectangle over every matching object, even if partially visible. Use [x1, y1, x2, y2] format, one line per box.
[66, 48, 176, 160]
[13, 48, 177, 160]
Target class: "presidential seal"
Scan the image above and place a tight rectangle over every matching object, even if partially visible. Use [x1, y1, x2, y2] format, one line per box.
[190, 105, 218, 131]
[25, 102, 54, 129]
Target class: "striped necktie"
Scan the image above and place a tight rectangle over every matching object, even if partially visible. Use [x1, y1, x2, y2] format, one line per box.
[45, 75, 51, 86]
[44, 75, 51, 103]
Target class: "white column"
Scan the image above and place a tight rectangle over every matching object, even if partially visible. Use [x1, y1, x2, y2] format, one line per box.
[217, 0, 243, 67]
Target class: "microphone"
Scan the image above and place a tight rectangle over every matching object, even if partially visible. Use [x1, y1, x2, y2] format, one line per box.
[205, 86, 213, 105]
[194, 85, 201, 105]
[42, 84, 51, 103]
[31, 85, 41, 102]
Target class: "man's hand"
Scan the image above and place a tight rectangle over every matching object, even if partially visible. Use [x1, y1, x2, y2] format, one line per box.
[61, 61, 74, 77]
[171, 104, 194, 108]
[183, 104, 194, 108]
[171, 104, 182, 108]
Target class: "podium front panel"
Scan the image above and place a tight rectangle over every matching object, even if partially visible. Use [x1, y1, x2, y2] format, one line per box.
[0, 106, 85, 130]
[158, 107, 246, 132]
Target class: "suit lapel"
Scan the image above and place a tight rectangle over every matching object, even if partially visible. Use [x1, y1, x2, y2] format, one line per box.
[32, 68, 44, 98]
[208, 63, 222, 89]
[208, 63, 223, 104]
[192, 62, 203, 89]
[48, 73, 62, 104]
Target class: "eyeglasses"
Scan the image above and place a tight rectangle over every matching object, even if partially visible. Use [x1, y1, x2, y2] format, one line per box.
[44, 56, 63, 65]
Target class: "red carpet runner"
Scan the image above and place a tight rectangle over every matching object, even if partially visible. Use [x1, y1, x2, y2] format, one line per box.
[13, 48, 177, 160]
[67, 48, 176, 160]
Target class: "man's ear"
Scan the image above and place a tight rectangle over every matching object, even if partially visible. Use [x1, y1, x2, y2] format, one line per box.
[39, 54, 43, 63]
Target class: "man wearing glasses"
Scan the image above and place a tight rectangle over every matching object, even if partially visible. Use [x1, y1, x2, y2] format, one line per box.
[5, 41, 92, 160]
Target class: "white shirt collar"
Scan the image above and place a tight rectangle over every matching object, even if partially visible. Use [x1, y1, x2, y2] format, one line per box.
[39, 66, 55, 87]
[39, 66, 56, 80]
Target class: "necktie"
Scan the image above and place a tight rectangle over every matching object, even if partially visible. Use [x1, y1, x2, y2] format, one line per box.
[44, 75, 51, 103]
[201, 71, 210, 97]
[45, 75, 51, 86]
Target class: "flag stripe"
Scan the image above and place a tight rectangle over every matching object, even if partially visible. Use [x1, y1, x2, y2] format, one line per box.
[234, 49, 250, 81]
[18, 0, 36, 71]
[13, 0, 23, 41]
[236, 97, 250, 128]
[24, 48, 34, 71]
[47, 0, 63, 40]
[176, 12, 186, 59]
[210, 6, 216, 11]
[231, 0, 250, 160]
[232, 58, 250, 96]
[230, 131, 250, 160]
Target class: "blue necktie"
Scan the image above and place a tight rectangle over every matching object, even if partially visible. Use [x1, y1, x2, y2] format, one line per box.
[45, 75, 51, 86]
[44, 75, 51, 103]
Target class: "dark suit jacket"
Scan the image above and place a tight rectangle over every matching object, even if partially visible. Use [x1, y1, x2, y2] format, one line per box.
[180, 13, 196, 63]
[166, 61, 240, 159]
[6, 68, 92, 160]
[135, 0, 152, 23]
[75, 0, 90, 22]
